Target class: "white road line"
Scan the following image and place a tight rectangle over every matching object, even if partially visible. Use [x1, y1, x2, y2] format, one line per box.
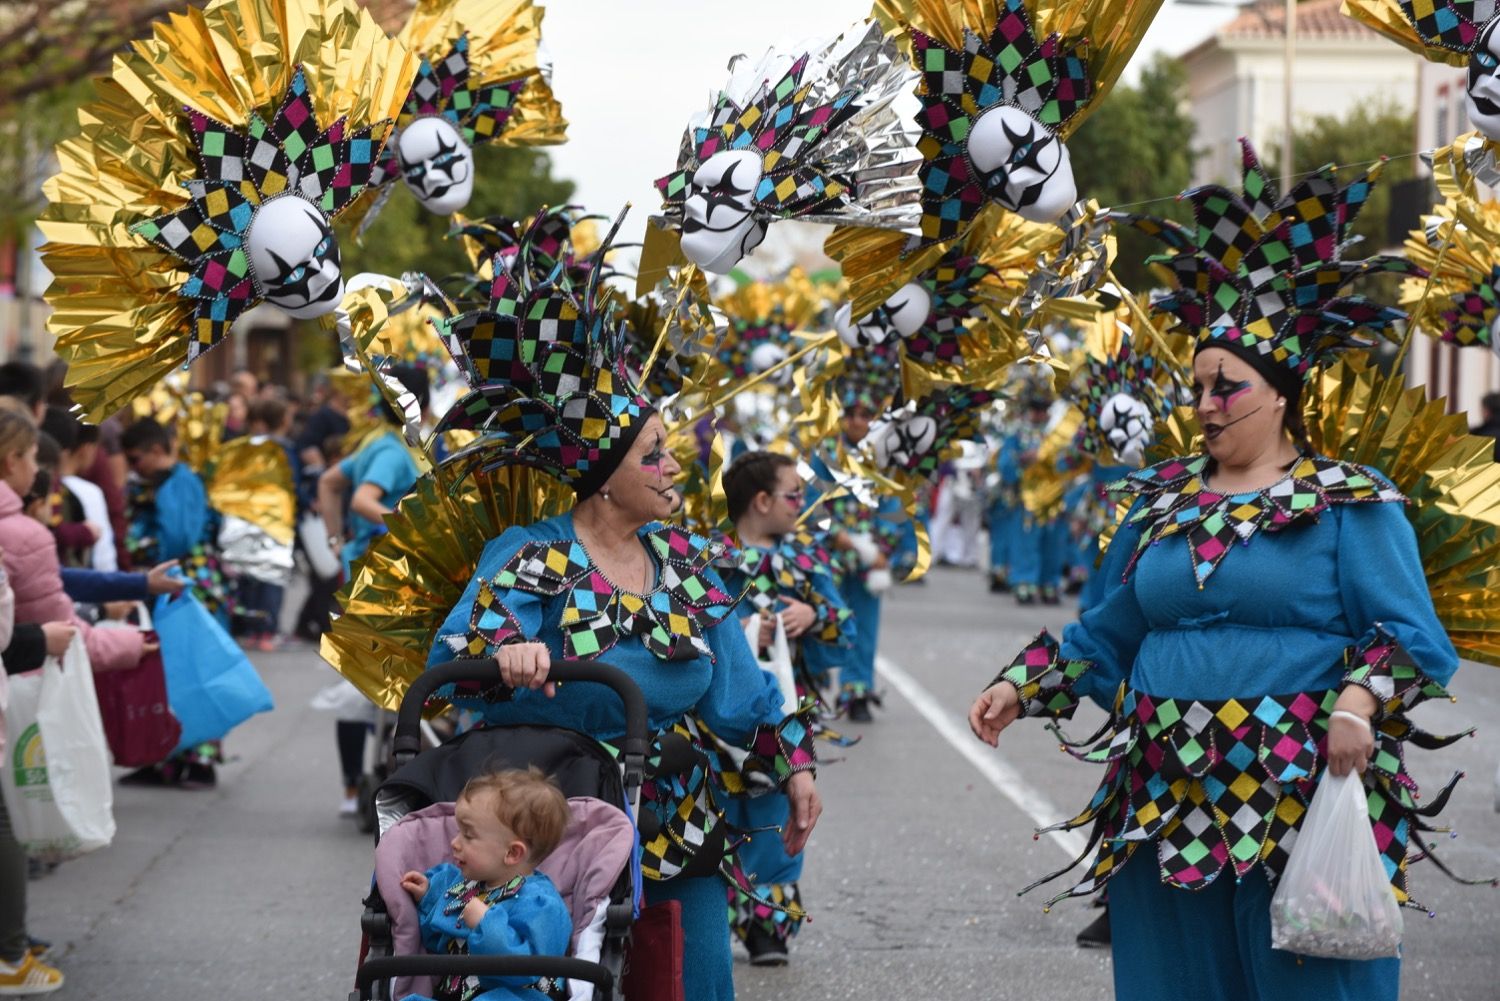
[877, 654, 1088, 861]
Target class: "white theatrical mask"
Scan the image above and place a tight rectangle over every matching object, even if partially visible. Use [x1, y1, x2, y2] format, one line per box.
[1098, 391, 1154, 466]
[246, 196, 345, 319]
[1468, 22, 1500, 140]
[680, 149, 768, 274]
[834, 302, 890, 348]
[872, 414, 938, 470]
[396, 116, 476, 214]
[883, 282, 934, 338]
[966, 105, 1077, 224]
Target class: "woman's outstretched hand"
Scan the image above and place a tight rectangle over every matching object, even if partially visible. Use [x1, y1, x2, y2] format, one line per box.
[783, 771, 822, 855]
[968, 681, 1022, 747]
[495, 642, 556, 698]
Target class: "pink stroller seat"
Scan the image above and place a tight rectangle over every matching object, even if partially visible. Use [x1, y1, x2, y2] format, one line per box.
[373, 796, 635, 1001]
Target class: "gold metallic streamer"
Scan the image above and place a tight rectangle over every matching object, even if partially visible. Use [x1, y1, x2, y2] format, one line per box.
[871, 0, 1166, 135]
[1340, 0, 1470, 67]
[1308, 355, 1500, 667]
[39, 0, 419, 422]
[320, 462, 571, 710]
[206, 437, 297, 544]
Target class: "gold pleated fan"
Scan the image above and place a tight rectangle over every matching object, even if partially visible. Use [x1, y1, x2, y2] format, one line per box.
[320, 463, 571, 709]
[206, 438, 297, 545]
[1308, 354, 1500, 667]
[39, 0, 418, 422]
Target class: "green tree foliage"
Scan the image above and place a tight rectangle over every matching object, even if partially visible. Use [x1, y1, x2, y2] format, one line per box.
[1066, 55, 1198, 291]
[341, 143, 576, 284]
[1271, 100, 1417, 251]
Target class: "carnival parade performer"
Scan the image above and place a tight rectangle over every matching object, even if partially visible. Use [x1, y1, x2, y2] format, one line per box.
[719, 449, 856, 965]
[414, 215, 821, 1001]
[968, 146, 1465, 1001]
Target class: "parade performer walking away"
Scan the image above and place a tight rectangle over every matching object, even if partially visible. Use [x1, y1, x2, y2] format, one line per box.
[968, 145, 1490, 1001]
[720, 449, 856, 965]
[399, 769, 573, 1001]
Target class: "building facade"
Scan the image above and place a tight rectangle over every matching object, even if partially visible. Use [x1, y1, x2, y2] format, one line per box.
[1181, 0, 1419, 187]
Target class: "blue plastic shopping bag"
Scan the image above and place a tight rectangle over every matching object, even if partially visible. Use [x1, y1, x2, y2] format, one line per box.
[154, 591, 274, 753]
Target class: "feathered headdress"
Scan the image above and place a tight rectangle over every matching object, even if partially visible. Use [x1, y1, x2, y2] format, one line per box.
[1120, 139, 1417, 381]
[39, 0, 417, 422]
[433, 209, 653, 497]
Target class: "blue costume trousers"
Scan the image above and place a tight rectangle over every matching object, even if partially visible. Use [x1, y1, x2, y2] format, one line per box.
[643, 874, 734, 1001]
[837, 576, 880, 692]
[1108, 856, 1399, 1001]
[987, 500, 1018, 575]
[1010, 516, 1063, 588]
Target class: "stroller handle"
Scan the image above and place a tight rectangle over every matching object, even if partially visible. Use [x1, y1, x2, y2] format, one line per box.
[394, 659, 650, 771]
[355, 953, 612, 995]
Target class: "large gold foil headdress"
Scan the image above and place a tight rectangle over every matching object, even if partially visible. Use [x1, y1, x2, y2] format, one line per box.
[39, 0, 417, 422]
[345, 0, 567, 231]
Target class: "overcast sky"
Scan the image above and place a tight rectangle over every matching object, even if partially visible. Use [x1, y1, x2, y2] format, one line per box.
[538, 0, 1243, 248]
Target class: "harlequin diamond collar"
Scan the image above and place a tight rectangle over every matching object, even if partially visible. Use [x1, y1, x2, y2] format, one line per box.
[489, 524, 741, 662]
[1110, 453, 1405, 588]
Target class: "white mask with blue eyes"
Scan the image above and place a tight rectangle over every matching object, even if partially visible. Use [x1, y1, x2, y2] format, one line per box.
[396, 116, 476, 215]
[246, 196, 345, 319]
[966, 104, 1077, 224]
[1468, 21, 1500, 140]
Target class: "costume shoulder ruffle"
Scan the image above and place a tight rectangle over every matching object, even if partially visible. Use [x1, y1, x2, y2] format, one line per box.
[1105, 453, 1405, 587]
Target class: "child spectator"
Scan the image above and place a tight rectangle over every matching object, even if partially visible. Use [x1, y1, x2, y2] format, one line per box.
[400, 768, 573, 1001]
[121, 419, 211, 565]
[120, 418, 223, 788]
[39, 408, 112, 569]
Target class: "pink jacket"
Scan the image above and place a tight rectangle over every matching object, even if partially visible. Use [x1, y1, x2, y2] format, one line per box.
[0, 480, 143, 680]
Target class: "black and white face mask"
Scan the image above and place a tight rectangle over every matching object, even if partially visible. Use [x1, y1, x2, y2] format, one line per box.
[396, 116, 476, 214]
[871, 413, 938, 470]
[1468, 21, 1500, 140]
[833, 282, 934, 349]
[966, 105, 1077, 224]
[1099, 391, 1153, 466]
[680, 149, 767, 274]
[246, 196, 344, 319]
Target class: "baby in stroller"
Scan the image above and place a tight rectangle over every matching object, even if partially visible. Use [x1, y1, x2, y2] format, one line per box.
[355, 661, 646, 1001]
[399, 769, 573, 1001]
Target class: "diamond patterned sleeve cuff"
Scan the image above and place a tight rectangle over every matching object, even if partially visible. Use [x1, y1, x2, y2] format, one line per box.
[987, 630, 1095, 718]
[1341, 625, 1451, 721]
[745, 701, 819, 787]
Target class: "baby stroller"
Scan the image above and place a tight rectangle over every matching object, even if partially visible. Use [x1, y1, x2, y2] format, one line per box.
[351, 659, 648, 1001]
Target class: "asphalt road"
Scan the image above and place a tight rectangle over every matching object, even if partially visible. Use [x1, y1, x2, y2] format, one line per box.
[26, 566, 1500, 1000]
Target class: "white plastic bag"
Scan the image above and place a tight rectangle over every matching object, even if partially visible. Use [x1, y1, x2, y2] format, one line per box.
[298, 511, 341, 581]
[742, 613, 798, 709]
[1270, 771, 1402, 959]
[0, 636, 116, 862]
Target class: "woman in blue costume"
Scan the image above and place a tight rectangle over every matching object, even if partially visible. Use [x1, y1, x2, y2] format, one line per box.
[717, 449, 856, 965]
[968, 151, 1471, 1001]
[422, 218, 822, 1001]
